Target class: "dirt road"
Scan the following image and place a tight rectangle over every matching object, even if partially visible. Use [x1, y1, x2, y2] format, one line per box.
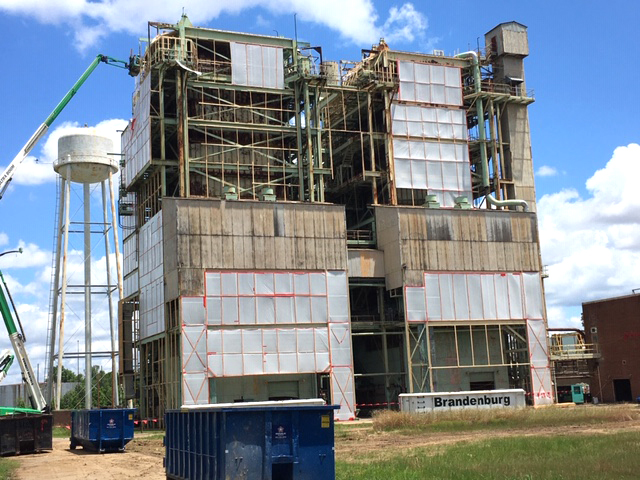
[15, 437, 165, 480]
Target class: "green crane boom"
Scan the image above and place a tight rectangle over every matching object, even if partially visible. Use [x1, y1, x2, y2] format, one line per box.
[0, 271, 46, 412]
[0, 53, 140, 200]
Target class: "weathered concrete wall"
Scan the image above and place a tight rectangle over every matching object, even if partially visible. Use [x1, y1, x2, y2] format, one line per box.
[163, 198, 348, 298]
[375, 206, 541, 289]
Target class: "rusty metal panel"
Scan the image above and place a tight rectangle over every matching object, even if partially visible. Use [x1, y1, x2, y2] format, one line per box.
[347, 249, 385, 278]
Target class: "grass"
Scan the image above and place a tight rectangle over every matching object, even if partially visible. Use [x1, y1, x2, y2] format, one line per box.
[336, 430, 640, 480]
[53, 426, 70, 438]
[335, 421, 371, 439]
[0, 458, 18, 480]
[136, 431, 165, 440]
[371, 404, 640, 433]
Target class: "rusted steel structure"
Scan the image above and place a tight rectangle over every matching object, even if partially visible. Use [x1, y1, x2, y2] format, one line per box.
[118, 17, 551, 423]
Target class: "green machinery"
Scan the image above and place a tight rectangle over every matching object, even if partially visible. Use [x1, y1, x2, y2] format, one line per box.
[0, 53, 140, 200]
[0, 270, 46, 413]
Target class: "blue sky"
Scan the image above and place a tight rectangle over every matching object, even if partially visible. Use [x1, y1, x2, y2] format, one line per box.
[0, 0, 638, 385]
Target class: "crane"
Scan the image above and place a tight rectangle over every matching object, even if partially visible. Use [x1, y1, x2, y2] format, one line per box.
[0, 269, 46, 411]
[0, 53, 140, 200]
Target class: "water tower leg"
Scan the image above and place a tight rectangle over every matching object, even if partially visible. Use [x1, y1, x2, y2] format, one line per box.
[46, 177, 65, 407]
[83, 183, 92, 409]
[55, 165, 72, 410]
[102, 180, 119, 406]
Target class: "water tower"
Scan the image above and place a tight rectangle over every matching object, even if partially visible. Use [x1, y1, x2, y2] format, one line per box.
[46, 131, 123, 409]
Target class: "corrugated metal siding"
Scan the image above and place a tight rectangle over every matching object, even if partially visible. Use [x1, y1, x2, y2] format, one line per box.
[375, 206, 541, 289]
[163, 199, 348, 297]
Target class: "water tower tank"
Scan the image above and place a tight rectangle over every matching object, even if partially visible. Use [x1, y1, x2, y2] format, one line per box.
[54, 133, 118, 184]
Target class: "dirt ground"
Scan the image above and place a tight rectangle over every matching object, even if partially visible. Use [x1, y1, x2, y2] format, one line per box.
[13, 411, 640, 479]
[14, 435, 165, 480]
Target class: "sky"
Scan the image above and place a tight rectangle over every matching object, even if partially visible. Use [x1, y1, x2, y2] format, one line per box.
[0, 0, 638, 387]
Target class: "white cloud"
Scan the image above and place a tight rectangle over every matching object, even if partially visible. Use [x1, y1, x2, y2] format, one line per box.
[0, 242, 50, 270]
[0, 233, 8, 247]
[536, 165, 558, 177]
[0, 0, 428, 52]
[539, 144, 640, 313]
[546, 305, 582, 330]
[381, 3, 427, 44]
[7, 119, 128, 187]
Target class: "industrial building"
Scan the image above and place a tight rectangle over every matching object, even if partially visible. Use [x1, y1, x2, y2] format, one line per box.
[582, 293, 640, 403]
[117, 16, 553, 422]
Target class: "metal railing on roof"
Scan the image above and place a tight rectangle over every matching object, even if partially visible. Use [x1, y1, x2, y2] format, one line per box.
[465, 80, 535, 99]
[549, 343, 600, 360]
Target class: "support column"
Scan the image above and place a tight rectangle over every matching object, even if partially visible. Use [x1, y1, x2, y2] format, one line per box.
[55, 167, 72, 410]
[83, 183, 92, 409]
[46, 177, 65, 407]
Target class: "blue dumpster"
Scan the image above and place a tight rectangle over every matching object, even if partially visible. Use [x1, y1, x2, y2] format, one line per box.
[165, 400, 338, 480]
[70, 408, 136, 453]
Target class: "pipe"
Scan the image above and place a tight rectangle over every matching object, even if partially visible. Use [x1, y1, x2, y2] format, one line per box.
[455, 51, 529, 212]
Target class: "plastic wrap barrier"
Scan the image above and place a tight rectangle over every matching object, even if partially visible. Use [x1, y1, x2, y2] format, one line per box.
[182, 323, 208, 406]
[182, 270, 355, 420]
[405, 271, 552, 406]
[122, 73, 151, 189]
[231, 42, 284, 89]
[397, 62, 463, 106]
[139, 211, 164, 339]
[392, 60, 470, 205]
[527, 319, 553, 405]
[419, 272, 543, 322]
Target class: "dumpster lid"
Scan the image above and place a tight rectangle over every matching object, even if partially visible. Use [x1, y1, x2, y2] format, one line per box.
[180, 398, 332, 412]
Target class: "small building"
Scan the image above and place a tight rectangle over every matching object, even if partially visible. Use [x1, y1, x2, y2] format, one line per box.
[582, 293, 640, 403]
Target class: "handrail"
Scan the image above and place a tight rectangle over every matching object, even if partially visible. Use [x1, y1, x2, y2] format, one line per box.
[550, 343, 600, 357]
[464, 80, 535, 99]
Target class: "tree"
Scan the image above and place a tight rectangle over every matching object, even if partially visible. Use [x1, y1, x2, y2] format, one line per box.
[47, 365, 83, 384]
[58, 366, 120, 410]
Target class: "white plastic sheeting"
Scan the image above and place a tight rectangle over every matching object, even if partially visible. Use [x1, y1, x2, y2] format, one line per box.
[392, 60, 470, 205]
[183, 373, 209, 406]
[406, 287, 427, 322]
[123, 232, 139, 299]
[408, 271, 551, 406]
[392, 105, 467, 141]
[182, 319, 208, 405]
[183, 297, 206, 325]
[139, 212, 164, 339]
[418, 272, 544, 322]
[123, 273, 138, 300]
[122, 73, 151, 189]
[205, 272, 333, 325]
[527, 319, 553, 406]
[398, 61, 463, 106]
[231, 42, 284, 89]
[393, 138, 472, 205]
[201, 269, 355, 420]
[206, 327, 331, 377]
[523, 272, 544, 319]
